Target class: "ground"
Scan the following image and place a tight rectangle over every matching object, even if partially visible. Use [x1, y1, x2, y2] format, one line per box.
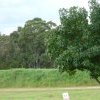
[0, 86, 100, 100]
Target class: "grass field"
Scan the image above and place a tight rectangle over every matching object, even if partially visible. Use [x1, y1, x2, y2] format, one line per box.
[0, 68, 99, 88]
[0, 88, 100, 100]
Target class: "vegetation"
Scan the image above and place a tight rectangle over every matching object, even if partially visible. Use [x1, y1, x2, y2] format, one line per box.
[0, 0, 100, 84]
[0, 69, 99, 88]
[0, 88, 100, 100]
[47, 0, 100, 83]
[0, 18, 56, 69]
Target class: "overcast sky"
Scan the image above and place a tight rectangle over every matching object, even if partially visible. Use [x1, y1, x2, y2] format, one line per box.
[0, 0, 89, 35]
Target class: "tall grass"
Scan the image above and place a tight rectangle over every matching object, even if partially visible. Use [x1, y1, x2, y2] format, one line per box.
[0, 68, 99, 88]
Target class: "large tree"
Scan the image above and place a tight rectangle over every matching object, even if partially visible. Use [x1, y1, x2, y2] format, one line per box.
[88, 0, 100, 83]
[9, 18, 56, 68]
[47, 0, 100, 83]
[0, 18, 56, 69]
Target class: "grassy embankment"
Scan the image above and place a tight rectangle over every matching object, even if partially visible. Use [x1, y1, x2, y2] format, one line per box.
[0, 68, 99, 88]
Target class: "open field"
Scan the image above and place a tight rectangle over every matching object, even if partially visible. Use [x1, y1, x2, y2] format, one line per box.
[0, 69, 100, 99]
[0, 68, 99, 88]
[0, 87, 100, 100]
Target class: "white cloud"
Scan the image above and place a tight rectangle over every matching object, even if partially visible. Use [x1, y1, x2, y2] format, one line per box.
[0, 0, 89, 35]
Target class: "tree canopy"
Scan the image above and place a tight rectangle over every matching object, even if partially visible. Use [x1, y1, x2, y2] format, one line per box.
[47, 0, 100, 83]
[0, 18, 56, 69]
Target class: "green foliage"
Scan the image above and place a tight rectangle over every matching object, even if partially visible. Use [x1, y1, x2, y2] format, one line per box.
[0, 69, 98, 88]
[0, 18, 56, 69]
[17, 18, 50, 68]
[0, 35, 11, 69]
[47, 0, 100, 82]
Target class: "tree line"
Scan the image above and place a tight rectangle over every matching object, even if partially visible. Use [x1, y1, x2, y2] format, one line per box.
[0, 18, 56, 69]
[0, 0, 100, 82]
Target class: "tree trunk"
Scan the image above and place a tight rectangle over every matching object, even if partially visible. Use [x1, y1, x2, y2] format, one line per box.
[94, 78, 100, 84]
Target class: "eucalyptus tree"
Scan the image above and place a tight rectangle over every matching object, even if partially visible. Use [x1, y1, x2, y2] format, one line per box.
[18, 18, 56, 68]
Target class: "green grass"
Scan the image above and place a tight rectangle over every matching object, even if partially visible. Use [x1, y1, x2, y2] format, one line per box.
[0, 88, 100, 100]
[0, 68, 99, 88]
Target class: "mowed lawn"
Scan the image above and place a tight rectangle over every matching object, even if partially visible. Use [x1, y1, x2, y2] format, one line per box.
[0, 88, 100, 100]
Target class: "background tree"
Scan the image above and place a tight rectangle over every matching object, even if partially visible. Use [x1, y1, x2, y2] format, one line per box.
[9, 30, 21, 68]
[0, 34, 11, 69]
[18, 18, 56, 68]
[0, 18, 56, 69]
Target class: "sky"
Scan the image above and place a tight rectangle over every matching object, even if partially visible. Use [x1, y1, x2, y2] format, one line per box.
[0, 0, 89, 35]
